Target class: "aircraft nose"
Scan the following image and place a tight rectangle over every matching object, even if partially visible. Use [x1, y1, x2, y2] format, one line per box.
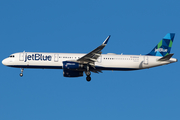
[2, 59, 7, 65]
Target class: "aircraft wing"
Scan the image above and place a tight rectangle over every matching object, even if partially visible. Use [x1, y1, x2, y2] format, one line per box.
[77, 35, 110, 64]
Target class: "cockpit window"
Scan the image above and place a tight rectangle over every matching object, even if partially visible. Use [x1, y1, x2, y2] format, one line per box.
[9, 55, 15, 58]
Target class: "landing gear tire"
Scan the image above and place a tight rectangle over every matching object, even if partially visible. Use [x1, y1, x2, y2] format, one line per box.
[86, 76, 91, 82]
[20, 73, 23, 77]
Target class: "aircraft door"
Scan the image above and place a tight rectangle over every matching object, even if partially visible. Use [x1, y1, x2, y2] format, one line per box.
[144, 56, 148, 65]
[19, 52, 25, 61]
[54, 54, 59, 62]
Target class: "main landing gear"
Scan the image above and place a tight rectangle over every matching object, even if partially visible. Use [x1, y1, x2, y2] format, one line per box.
[85, 71, 91, 82]
[20, 68, 24, 77]
[85, 65, 91, 82]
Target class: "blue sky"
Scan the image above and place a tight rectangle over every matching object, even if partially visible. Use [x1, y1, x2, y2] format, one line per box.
[0, 0, 180, 120]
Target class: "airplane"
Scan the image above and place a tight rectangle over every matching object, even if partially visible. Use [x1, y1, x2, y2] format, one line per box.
[2, 33, 177, 81]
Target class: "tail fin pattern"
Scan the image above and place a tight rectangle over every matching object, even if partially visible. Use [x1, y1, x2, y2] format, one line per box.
[147, 33, 175, 57]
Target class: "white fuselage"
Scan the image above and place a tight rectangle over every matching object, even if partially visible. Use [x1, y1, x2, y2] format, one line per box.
[2, 52, 177, 71]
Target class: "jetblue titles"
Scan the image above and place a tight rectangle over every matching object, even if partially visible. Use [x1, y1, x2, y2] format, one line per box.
[155, 48, 168, 52]
[25, 54, 52, 62]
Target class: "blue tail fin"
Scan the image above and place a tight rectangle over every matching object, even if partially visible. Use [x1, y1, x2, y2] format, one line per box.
[147, 33, 175, 56]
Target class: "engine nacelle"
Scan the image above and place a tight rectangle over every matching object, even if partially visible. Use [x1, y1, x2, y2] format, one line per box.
[63, 70, 83, 77]
[63, 61, 83, 70]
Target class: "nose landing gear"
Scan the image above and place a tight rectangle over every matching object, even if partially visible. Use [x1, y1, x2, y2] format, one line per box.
[20, 68, 24, 77]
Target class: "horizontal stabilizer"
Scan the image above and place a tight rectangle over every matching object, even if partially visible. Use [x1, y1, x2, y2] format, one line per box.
[158, 53, 174, 61]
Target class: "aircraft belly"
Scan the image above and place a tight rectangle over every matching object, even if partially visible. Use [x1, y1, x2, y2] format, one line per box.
[10, 59, 63, 69]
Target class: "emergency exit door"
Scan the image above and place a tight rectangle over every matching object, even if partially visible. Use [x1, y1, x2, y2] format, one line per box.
[54, 54, 59, 62]
[97, 55, 102, 63]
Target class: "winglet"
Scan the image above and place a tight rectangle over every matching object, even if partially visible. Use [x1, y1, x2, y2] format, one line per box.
[103, 35, 111, 45]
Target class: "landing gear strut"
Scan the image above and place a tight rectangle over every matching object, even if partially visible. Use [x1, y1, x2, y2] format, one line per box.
[20, 68, 24, 77]
[85, 65, 91, 82]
